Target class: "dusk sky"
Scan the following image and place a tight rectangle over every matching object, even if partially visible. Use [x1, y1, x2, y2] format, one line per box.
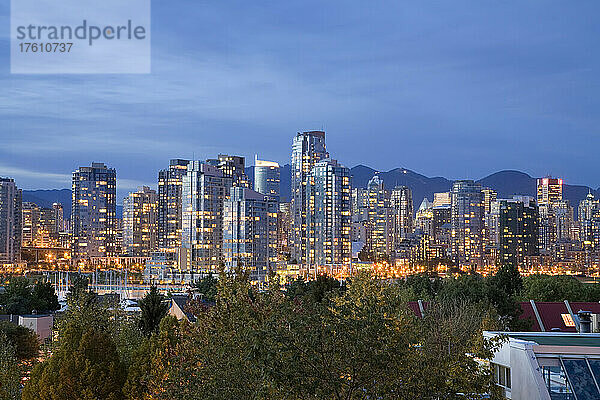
[2, 1, 600, 196]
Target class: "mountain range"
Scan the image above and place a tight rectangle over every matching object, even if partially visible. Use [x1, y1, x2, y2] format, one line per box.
[23, 166, 598, 219]
[348, 166, 598, 214]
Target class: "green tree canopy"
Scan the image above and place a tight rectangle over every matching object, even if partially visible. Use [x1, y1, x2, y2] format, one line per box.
[0, 277, 32, 315]
[0, 321, 38, 360]
[31, 281, 60, 313]
[0, 332, 20, 400]
[150, 272, 502, 400]
[23, 297, 126, 400]
[0, 277, 59, 315]
[522, 274, 589, 302]
[138, 286, 168, 336]
[192, 273, 218, 302]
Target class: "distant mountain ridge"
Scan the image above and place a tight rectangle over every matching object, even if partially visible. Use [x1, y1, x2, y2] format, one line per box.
[23, 166, 598, 219]
[350, 166, 598, 214]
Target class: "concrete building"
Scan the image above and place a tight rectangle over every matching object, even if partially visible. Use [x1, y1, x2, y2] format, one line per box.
[254, 156, 280, 202]
[22, 202, 62, 248]
[306, 159, 351, 266]
[498, 197, 539, 266]
[71, 163, 117, 261]
[291, 131, 329, 264]
[391, 185, 414, 242]
[157, 159, 189, 252]
[223, 187, 278, 281]
[432, 192, 451, 208]
[451, 180, 484, 268]
[277, 202, 292, 261]
[365, 175, 393, 259]
[0, 178, 22, 264]
[123, 186, 158, 257]
[181, 162, 232, 272]
[206, 154, 250, 188]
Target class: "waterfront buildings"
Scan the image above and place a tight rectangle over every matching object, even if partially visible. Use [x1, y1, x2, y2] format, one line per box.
[291, 131, 329, 264]
[71, 163, 117, 260]
[181, 162, 232, 272]
[157, 159, 190, 252]
[0, 178, 22, 264]
[123, 186, 158, 257]
[306, 159, 351, 266]
[223, 187, 278, 281]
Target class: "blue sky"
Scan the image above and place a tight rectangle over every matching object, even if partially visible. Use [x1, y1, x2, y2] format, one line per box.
[1, 1, 600, 198]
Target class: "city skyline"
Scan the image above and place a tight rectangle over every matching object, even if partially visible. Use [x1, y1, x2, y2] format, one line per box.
[2, 2, 600, 191]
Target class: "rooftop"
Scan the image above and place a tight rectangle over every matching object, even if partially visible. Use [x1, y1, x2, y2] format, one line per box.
[487, 331, 600, 347]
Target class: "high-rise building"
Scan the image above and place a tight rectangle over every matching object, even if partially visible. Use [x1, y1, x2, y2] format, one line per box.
[22, 202, 40, 248]
[432, 192, 451, 208]
[482, 188, 498, 215]
[498, 197, 539, 266]
[579, 192, 600, 266]
[365, 175, 393, 258]
[181, 162, 232, 272]
[22, 202, 62, 248]
[451, 180, 484, 268]
[206, 154, 250, 188]
[537, 177, 564, 254]
[579, 193, 600, 244]
[537, 177, 563, 206]
[254, 156, 280, 202]
[291, 131, 329, 264]
[71, 163, 117, 261]
[306, 159, 351, 265]
[123, 186, 158, 257]
[414, 198, 433, 236]
[351, 187, 368, 217]
[391, 186, 413, 242]
[554, 200, 575, 242]
[52, 203, 64, 234]
[223, 187, 278, 281]
[432, 205, 452, 248]
[158, 159, 190, 252]
[277, 202, 292, 261]
[0, 178, 22, 264]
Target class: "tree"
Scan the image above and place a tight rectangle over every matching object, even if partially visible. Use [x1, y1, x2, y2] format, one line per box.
[0, 278, 59, 315]
[285, 274, 343, 303]
[192, 273, 218, 302]
[23, 302, 126, 400]
[0, 321, 39, 360]
[138, 286, 168, 336]
[487, 264, 527, 330]
[415, 300, 503, 399]
[0, 277, 32, 315]
[438, 273, 489, 305]
[522, 274, 586, 302]
[122, 316, 181, 400]
[0, 332, 20, 400]
[402, 274, 443, 300]
[156, 272, 502, 400]
[489, 264, 523, 298]
[31, 280, 60, 313]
